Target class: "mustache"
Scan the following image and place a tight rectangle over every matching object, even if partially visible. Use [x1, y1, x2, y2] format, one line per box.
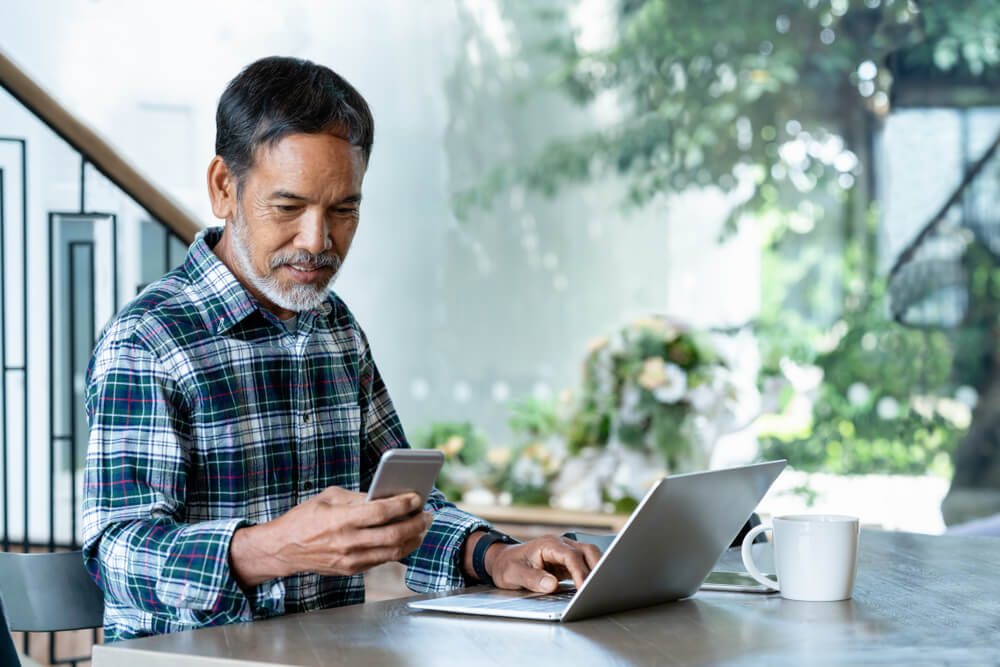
[269, 250, 342, 271]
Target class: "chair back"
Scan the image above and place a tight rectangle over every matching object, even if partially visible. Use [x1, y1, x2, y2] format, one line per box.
[0, 599, 20, 667]
[0, 551, 104, 632]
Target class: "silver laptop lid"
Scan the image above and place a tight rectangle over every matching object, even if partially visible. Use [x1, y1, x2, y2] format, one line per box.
[561, 460, 786, 621]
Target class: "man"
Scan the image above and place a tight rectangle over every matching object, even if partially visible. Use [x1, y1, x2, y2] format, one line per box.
[82, 56, 600, 641]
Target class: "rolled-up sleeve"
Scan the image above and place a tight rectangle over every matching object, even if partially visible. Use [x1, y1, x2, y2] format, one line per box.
[81, 330, 265, 633]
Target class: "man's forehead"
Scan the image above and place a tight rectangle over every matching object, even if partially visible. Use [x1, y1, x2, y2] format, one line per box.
[247, 132, 367, 189]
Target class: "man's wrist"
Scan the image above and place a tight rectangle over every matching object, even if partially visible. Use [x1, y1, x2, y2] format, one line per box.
[470, 530, 519, 585]
[229, 521, 289, 588]
[483, 540, 509, 581]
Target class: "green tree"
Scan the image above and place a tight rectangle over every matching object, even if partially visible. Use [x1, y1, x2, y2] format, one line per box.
[454, 0, 1000, 480]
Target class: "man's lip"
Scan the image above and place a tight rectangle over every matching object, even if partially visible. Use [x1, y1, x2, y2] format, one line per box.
[281, 263, 333, 282]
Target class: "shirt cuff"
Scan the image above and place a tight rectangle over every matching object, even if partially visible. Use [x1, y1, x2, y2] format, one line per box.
[403, 505, 492, 592]
[154, 518, 251, 612]
[250, 578, 286, 618]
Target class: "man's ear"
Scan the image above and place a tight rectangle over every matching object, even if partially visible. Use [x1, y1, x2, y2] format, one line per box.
[207, 156, 238, 220]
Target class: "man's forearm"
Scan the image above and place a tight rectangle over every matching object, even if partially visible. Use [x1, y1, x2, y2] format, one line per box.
[229, 522, 291, 589]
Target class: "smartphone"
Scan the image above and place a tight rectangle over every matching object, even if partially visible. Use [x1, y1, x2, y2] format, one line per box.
[699, 570, 778, 593]
[365, 449, 445, 505]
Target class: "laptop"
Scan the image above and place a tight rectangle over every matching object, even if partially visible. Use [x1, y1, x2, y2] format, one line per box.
[408, 460, 786, 622]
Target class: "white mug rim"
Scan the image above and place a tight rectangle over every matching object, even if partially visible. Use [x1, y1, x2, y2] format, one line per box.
[774, 514, 859, 524]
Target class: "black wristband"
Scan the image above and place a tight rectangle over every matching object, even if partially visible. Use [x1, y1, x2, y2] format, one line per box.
[472, 530, 519, 586]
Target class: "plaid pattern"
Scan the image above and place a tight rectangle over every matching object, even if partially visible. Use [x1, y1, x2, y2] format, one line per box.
[82, 227, 490, 641]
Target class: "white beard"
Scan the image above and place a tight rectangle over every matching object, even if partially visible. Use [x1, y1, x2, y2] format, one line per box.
[228, 210, 342, 313]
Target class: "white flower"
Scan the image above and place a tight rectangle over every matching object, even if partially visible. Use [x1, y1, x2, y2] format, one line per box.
[876, 396, 899, 420]
[936, 398, 971, 430]
[780, 357, 823, 393]
[652, 362, 687, 403]
[847, 382, 870, 406]
[609, 445, 665, 502]
[686, 381, 717, 412]
[910, 395, 935, 420]
[550, 448, 613, 512]
[462, 487, 496, 505]
[511, 456, 545, 488]
[955, 385, 979, 410]
[620, 383, 644, 424]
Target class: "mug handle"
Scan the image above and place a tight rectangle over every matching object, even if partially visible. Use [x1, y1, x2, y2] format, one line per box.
[741, 524, 779, 591]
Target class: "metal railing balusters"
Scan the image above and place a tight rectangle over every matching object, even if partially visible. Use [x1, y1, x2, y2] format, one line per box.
[1, 52, 197, 663]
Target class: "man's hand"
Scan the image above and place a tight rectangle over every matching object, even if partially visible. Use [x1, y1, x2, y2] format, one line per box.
[229, 486, 432, 588]
[469, 534, 603, 593]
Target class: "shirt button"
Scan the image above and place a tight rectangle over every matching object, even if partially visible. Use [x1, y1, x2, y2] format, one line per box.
[302, 413, 311, 424]
[303, 481, 314, 491]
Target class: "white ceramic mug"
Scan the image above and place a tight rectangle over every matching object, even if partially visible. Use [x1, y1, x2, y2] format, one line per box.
[741, 514, 860, 601]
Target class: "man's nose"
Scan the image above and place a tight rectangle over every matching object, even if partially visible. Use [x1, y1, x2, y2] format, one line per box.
[295, 213, 331, 256]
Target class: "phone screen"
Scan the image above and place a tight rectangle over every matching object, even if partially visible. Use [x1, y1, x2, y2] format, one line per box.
[700, 571, 777, 593]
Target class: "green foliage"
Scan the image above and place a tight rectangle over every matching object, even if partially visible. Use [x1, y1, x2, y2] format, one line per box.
[459, 0, 1000, 228]
[507, 396, 562, 441]
[411, 421, 488, 466]
[757, 209, 966, 476]
[410, 421, 491, 501]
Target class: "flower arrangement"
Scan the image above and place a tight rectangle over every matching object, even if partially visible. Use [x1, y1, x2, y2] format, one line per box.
[413, 317, 759, 514]
[552, 316, 760, 512]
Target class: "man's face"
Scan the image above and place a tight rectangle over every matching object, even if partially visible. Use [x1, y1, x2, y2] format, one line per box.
[225, 132, 366, 315]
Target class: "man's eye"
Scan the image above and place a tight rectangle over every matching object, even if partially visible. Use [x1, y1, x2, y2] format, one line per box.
[334, 208, 359, 216]
[277, 205, 300, 213]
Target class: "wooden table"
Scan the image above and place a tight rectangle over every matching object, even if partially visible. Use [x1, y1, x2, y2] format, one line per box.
[92, 531, 1000, 666]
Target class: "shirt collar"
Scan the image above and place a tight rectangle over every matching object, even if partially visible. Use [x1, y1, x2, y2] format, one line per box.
[182, 227, 334, 335]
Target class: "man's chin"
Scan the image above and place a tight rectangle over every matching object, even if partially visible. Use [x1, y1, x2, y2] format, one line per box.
[266, 282, 332, 312]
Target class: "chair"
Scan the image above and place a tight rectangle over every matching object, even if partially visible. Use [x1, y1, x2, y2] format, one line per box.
[0, 551, 104, 666]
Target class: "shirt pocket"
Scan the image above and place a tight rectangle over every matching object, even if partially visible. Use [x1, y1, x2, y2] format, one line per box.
[317, 402, 362, 492]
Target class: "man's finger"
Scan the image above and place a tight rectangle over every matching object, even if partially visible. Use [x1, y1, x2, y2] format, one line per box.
[354, 492, 422, 527]
[333, 542, 422, 575]
[577, 542, 603, 570]
[352, 512, 426, 550]
[535, 540, 592, 590]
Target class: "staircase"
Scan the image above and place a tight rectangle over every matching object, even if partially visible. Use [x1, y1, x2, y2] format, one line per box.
[0, 47, 202, 666]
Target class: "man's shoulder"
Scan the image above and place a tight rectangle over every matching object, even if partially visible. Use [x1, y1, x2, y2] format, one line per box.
[95, 267, 209, 358]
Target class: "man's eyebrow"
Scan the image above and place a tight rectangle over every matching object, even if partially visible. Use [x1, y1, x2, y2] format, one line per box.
[266, 191, 362, 205]
[269, 190, 310, 202]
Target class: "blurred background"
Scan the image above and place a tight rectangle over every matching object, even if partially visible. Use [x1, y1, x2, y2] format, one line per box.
[3, 0, 1000, 557]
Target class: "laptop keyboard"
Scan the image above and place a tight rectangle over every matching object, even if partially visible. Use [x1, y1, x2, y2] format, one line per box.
[487, 589, 576, 613]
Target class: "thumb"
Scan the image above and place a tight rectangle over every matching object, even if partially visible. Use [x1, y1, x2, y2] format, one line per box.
[501, 561, 558, 593]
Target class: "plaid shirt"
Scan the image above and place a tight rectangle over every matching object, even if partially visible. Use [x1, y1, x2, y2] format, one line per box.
[82, 227, 490, 641]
